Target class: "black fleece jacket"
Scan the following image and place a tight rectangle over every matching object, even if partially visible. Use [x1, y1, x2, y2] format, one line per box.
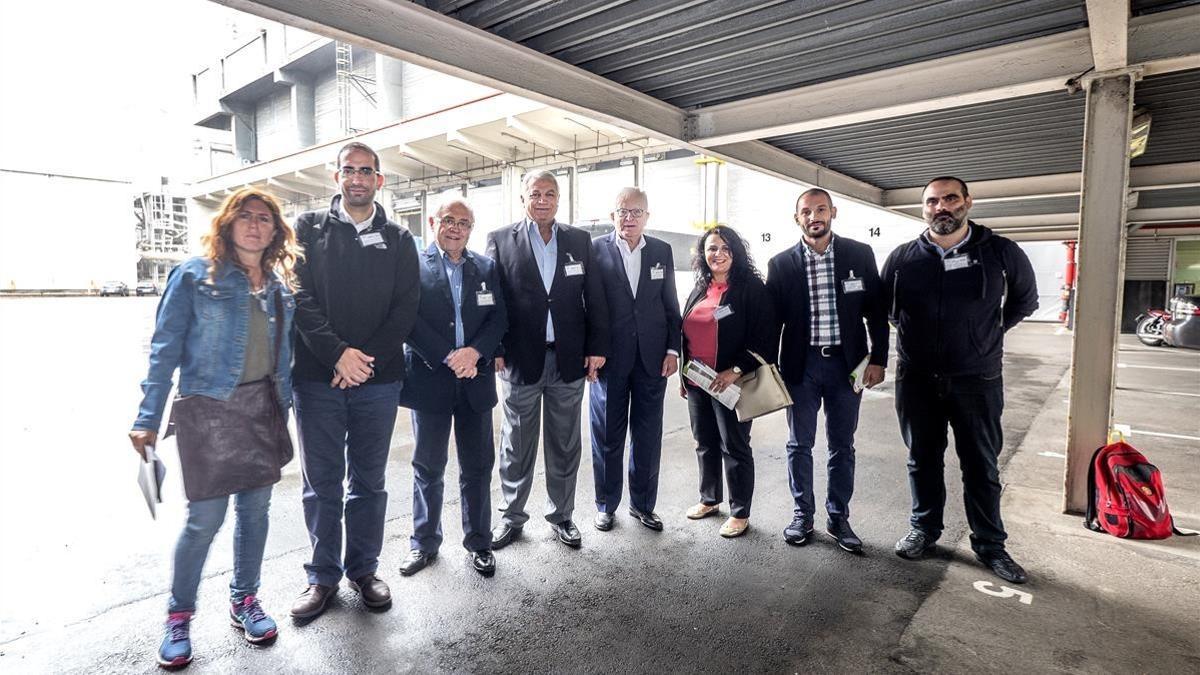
[292, 197, 420, 384]
[881, 223, 1037, 376]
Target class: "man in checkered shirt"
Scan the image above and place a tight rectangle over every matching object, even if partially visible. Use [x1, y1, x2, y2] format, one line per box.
[766, 188, 890, 554]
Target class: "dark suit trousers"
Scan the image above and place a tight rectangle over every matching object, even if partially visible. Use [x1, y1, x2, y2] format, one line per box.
[589, 362, 667, 514]
[685, 383, 754, 518]
[410, 396, 495, 553]
[895, 365, 1007, 554]
[785, 346, 863, 525]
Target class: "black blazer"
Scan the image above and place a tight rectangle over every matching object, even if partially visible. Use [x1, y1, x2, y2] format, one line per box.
[766, 234, 889, 385]
[593, 232, 682, 377]
[682, 275, 776, 375]
[485, 220, 609, 385]
[398, 245, 508, 414]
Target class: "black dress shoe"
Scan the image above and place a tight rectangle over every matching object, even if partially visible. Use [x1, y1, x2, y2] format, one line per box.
[490, 524, 522, 550]
[825, 519, 863, 554]
[628, 507, 664, 531]
[398, 549, 437, 577]
[977, 550, 1028, 584]
[783, 516, 815, 546]
[472, 550, 496, 577]
[894, 529, 938, 559]
[551, 520, 582, 547]
[594, 512, 614, 532]
[349, 574, 392, 608]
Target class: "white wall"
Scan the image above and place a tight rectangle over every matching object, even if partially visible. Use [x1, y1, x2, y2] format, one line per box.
[0, 172, 136, 290]
[1018, 240, 1069, 322]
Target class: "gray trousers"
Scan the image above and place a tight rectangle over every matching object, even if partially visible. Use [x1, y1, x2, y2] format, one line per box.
[497, 349, 585, 527]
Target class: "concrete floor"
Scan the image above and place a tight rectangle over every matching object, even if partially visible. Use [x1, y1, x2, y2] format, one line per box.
[1, 297, 1197, 673]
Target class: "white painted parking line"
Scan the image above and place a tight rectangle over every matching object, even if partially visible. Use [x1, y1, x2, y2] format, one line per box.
[1038, 451, 1067, 459]
[1116, 363, 1200, 372]
[1115, 386, 1200, 398]
[1113, 427, 1200, 442]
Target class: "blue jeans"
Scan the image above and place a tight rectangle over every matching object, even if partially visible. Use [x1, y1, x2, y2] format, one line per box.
[784, 347, 862, 525]
[168, 485, 272, 613]
[294, 379, 401, 586]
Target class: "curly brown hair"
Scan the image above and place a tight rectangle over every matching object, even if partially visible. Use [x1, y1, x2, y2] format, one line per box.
[201, 188, 301, 288]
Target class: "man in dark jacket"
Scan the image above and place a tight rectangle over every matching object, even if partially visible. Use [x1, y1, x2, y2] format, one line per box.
[589, 187, 682, 533]
[289, 142, 420, 620]
[398, 197, 506, 579]
[485, 170, 609, 550]
[767, 188, 889, 554]
[882, 176, 1037, 584]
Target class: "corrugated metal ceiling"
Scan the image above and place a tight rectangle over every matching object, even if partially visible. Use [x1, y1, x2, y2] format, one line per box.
[421, 0, 1088, 108]
[1131, 68, 1200, 167]
[1132, 0, 1200, 16]
[895, 196, 1083, 219]
[1137, 185, 1200, 209]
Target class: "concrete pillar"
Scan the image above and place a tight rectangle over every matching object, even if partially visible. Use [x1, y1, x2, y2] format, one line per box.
[698, 156, 724, 227]
[376, 55, 405, 123]
[291, 78, 316, 149]
[633, 151, 644, 188]
[228, 104, 257, 165]
[567, 165, 579, 225]
[500, 165, 524, 224]
[1063, 72, 1136, 514]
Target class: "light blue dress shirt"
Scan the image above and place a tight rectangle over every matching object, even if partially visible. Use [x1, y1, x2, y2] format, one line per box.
[437, 245, 467, 351]
[527, 219, 559, 342]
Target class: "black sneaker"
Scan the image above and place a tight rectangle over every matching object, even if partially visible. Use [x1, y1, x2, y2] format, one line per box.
[825, 519, 863, 553]
[976, 550, 1028, 584]
[894, 529, 937, 559]
[783, 516, 815, 546]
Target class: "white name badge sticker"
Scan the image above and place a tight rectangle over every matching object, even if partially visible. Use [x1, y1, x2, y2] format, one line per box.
[476, 291, 495, 306]
[713, 304, 734, 321]
[944, 255, 971, 271]
[842, 277, 865, 293]
[564, 262, 585, 277]
[359, 232, 384, 247]
[650, 265, 665, 280]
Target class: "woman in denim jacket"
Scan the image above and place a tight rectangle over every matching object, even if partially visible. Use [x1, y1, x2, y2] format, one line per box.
[129, 188, 300, 668]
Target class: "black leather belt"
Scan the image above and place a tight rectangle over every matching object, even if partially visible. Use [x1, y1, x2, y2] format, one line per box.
[813, 345, 842, 357]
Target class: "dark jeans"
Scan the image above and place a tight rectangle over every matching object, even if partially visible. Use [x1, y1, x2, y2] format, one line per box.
[589, 363, 667, 514]
[895, 365, 1007, 554]
[785, 347, 862, 525]
[686, 383, 754, 518]
[294, 379, 401, 586]
[410, 401, 495, 553]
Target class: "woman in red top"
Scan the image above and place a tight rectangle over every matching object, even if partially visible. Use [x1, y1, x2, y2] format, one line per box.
[680, 226, 776, 537]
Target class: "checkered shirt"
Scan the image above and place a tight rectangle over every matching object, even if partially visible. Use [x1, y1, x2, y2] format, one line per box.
[802, 238, 841, 346]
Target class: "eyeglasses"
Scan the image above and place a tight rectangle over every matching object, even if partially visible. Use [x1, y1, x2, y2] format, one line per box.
[439, 216, 473, 230]
[615, 208, 645, 219]
[339, 166, 377, 178]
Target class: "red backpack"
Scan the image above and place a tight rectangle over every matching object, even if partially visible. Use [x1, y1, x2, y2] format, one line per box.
[1084, 441, 1195, 539]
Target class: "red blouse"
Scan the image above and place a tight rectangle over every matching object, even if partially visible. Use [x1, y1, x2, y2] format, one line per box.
[683, 281, 727, 369]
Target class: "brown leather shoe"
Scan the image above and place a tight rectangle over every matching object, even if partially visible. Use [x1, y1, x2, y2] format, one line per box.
[290, 584, 335, 619]
[349, 574, 392, 609]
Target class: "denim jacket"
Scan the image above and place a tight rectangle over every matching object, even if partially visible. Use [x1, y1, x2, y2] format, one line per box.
[133, 256, 296, 432]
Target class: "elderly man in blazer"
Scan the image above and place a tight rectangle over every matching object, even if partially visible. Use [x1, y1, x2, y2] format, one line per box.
[588, 187, 682, 532]
[766, 188, 889, 554]
[398, 197, 507, 578]
[485, 170, 609, 550]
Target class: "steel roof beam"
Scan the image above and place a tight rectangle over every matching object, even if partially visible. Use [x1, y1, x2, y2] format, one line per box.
[505, 116, 577, 153]
[690, 8, 1199, 147]
[1085, 0, 1128, 71]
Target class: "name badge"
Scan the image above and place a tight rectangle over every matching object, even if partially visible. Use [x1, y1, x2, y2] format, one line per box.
[564, 262, 584, 277]
[842, 270, 864, 293]
[359, 232, 384, 247]
[713, 304, 734, 321]
[944, 255, 970, 271]
[650, 264, 665, 280]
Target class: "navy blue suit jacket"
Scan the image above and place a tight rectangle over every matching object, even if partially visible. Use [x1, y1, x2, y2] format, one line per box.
[485, 220, 609, 385]
[399, 245, 508, 414]
[766, 234, 889, 385]
[593, 232, 682, 377]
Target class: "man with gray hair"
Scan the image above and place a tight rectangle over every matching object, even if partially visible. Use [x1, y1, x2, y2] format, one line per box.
[485, 170, 609, 549]
[588, 187, 681, 532]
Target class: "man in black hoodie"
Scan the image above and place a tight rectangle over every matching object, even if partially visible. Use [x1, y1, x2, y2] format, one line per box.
[882, 176, 1037, 584]
[289, 142, 420, 620]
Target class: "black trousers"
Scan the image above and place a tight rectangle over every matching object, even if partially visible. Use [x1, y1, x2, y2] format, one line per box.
[686, 383, 754, 518]
[895, 365, 1007, 554]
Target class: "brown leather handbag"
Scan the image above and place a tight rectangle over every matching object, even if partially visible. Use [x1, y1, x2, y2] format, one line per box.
[167, 290, 293, 501]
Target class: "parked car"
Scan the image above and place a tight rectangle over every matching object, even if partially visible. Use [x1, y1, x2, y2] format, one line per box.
[135, 280, 159, 296]
[100, 281, 129, 297]
[1162, 295, 1200, 350]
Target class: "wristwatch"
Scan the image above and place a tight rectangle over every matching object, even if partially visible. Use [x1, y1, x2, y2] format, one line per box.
[732, 366, 743, 375]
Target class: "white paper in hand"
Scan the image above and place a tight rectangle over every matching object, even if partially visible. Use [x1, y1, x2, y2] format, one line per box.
[138, 445, 166, 519]
[684, 360, 742, 410]
[849, 356, 870, 393]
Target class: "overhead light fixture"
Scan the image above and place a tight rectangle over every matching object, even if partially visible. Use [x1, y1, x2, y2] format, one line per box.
[1130, 108, 1151, 159]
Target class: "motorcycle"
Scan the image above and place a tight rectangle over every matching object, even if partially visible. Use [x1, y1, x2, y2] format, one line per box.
[1135, 308, 1169, 346]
